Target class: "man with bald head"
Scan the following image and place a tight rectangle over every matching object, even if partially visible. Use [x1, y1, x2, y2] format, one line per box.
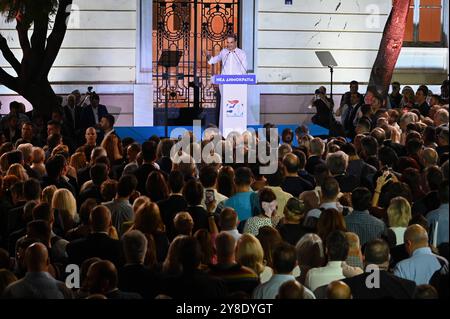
[343, 239, 416, 299]
[66, 205, 121, 266]
[394, 224, 448, 285]
[207, 232, 259, 295]
[87, 260, 141, 299]
[281, 153, 314, 197]
[276, 280, 305, 299]
[326, 281, 352, 299]
[3, 243, 72, 299]
[83, 127, 98, 161]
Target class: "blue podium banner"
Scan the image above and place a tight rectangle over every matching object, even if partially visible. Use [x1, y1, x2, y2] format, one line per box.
[212, 74, 257, 85]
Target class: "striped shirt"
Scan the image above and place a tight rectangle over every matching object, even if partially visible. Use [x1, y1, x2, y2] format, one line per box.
[344, 210, 387, 246]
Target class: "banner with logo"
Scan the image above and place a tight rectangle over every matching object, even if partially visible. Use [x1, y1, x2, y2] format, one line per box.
[213, 75, 256, 137]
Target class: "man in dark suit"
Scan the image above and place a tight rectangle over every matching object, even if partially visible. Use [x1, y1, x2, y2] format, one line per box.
[133, 141, 159, 195]
[343, 239, 416, 299]
[63, 94, 83, 145]
[281, 153, 313, 198]
[8, 179, 41, 236]
[157, 170, 188, 240]
[80, 93, 109, 131]
[414, 87, 430, 117]
[78, 163, 109, 204]
[119, 230, 160, 299]
[327, 151, 360, 193]
[305, 137, 326, 175]
[87, 260, 141, 299]
[41, 154, 76, 197]
[66, 205, 121, 266]
[183, 180, 210, 234]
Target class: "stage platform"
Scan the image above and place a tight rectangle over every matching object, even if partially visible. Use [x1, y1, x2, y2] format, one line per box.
[115, 124, 329, 145]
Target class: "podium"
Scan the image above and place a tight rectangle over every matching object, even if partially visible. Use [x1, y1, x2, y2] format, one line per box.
[212, 74, 257, 137]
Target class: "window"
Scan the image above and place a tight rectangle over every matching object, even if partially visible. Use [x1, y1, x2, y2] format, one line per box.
[403, 0, 445, 46]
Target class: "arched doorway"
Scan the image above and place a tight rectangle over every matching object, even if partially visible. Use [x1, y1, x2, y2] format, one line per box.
[152, 0, 241, 121]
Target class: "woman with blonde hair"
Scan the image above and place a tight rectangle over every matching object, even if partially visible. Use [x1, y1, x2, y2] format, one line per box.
[133, 196, 151, 213]
[387, 196, 412, 246]
[41, 185, 57, 204]
[6, 163, 28, 182]
[236, 234, 265, 278]
[131, 202, 169, 264]
[162, 235, 190, 276]
[51, 188, 78, 234]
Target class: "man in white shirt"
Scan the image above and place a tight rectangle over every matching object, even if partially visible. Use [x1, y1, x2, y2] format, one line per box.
[206, 34, 247, 76]
[306, 230, 362, 292]
[253, 242, 315, 299]
[206, 34, 247, 131]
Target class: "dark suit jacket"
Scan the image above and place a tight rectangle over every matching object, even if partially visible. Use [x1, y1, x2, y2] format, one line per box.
[104, 289, 142, 299]
[63, 105, 82, 134]
[66, 232, 121, 266]
[162, 270, 227, 299]
[157, 195, 188, 240]
[157, 156, 173, 176]
[415, 102, 430, 117]
[133, 163, 158, 195]
[187, 206, 210, 234]
[334, 173, 360, 193]
[7, 202, 26, 235]
[41, 176, 76, 197]
[78, 184, 103, 205]
[412, 191, 440, 216]
[80, 104, 109, 129]
[305, 156, 326, 175]
[281, 176, 314, 198]
[343, 270, 416, 299]
[118, 264, 161, 299]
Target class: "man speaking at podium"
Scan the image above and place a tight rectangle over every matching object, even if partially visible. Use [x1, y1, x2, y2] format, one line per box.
[205, 34, 248, 130]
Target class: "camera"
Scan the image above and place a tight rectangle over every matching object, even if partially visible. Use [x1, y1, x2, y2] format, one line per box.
[86, 86, 96, 96]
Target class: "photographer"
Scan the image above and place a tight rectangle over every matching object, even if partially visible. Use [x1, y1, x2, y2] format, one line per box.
[80, 88, 109, 131]
[311, 87, 345, 137]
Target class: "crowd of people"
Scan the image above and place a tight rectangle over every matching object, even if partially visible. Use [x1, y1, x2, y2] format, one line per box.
[0, 80, 448, 299]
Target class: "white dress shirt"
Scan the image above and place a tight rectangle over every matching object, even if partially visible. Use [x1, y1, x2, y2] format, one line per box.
[208, 48, 248, 75]
[253, 274, 316, 299]
[305, 261, 346, 292]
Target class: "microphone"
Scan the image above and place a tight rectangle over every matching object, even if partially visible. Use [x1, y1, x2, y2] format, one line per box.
[222, 51, 231, 68]
[233, 50, 247, 74]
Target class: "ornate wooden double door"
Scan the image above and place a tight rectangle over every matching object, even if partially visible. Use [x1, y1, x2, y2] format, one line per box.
[152, 0, 240, 110]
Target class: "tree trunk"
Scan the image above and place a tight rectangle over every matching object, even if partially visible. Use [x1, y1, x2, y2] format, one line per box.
[369, 0, 410, 98]
[0, 0, 72, 119]
[20, 81, 58, 120]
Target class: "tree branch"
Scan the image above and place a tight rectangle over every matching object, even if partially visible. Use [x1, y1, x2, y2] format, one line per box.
[16, 20, 31, 56]
[31, 14, 49, 55]
[41, 0, 73, 78]
[0, 33, 21, 75]
[0, 67, 18, 92]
